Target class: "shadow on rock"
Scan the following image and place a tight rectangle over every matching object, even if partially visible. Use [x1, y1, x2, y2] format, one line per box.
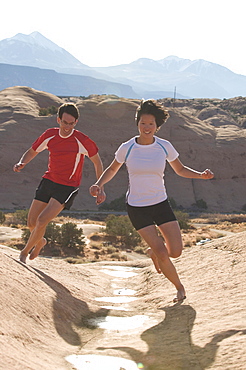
[31, 267, 109, 346]
[98, 304, 245, 369]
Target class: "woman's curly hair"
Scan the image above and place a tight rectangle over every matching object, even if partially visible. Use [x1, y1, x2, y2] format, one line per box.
[135, 99, 169, 128]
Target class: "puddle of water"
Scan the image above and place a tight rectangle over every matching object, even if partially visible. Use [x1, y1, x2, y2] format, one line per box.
[86, 315, 148, 330]
[100, 266, 141, 278]
[66, 354, 142, 370]
[100, 305, 130, 311]
[100, 269, 138, 278]
[95, 296, 138, 303]
[103, 266, 140, 271]
[113, 288, 136, 296]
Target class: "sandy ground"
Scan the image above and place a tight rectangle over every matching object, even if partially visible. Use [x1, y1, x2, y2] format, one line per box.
[1, 226, 246, 370]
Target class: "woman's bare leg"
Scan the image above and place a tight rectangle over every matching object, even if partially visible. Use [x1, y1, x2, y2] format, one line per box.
[146, 248, 162, 273]
[139, 223, 186, 302]
[147, 221, 183, 274]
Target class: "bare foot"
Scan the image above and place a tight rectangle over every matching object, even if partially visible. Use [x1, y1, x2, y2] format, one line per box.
[19, 252, 28, 264]
[173, 285, 186, 303]
[29, 238, 47, 260]
[146, 248, 162, 274]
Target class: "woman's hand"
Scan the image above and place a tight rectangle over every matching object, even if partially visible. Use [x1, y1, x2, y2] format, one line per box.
[96, 189, 106, 205]
[200, 169, 214, 179]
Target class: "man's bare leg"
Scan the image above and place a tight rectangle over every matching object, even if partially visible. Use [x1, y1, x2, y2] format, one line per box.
[19, 198, 63, 263]
[29, 237, 47, 260]
[19, 200, 47, 263]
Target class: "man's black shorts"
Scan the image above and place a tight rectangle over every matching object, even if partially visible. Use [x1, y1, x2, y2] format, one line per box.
[34, 178, 79, 210]
[127, 199, 177, 231]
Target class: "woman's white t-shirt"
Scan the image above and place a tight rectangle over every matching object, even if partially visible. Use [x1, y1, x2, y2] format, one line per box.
[115, 136, 179, 207]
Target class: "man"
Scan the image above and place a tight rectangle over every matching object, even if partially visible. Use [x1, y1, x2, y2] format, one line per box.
[13, 103, 105, 263]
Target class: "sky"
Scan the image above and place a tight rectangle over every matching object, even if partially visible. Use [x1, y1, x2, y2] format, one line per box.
[1, 0, 246, 75]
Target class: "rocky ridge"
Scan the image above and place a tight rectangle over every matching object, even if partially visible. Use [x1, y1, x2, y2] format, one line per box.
[0, 86, 246, 213]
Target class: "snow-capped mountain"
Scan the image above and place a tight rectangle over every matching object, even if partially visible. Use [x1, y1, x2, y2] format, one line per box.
[0, 31, 89, 72]
[0, 32, 246, 98]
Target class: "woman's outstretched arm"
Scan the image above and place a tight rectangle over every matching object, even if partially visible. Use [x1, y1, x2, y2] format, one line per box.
[169, 158, 214, 179]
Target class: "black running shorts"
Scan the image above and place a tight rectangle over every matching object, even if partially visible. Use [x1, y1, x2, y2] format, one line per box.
[34, 178, 79, 210]
[127, 199, 177, 231]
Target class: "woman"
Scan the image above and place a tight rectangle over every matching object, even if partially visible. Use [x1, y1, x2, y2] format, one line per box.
[90, 100, 214, 302]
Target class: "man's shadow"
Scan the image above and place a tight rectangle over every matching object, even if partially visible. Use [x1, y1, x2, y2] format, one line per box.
[12, 257, 109, 347]
[98, 304, 245, 369]
[31, 267, 109, 346]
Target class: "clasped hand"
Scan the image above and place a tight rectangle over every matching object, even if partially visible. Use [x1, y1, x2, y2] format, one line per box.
[90, 184, 106, 205]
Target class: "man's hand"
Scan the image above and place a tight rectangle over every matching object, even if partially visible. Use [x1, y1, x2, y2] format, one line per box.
[89, 185, 106, 205]
[13, 163, 25, 172]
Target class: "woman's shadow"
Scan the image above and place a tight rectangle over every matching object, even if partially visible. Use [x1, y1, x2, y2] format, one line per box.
[98, 304, 245, 369]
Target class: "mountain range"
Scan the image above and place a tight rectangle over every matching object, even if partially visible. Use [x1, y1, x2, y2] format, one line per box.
[0, 31, 246, 99]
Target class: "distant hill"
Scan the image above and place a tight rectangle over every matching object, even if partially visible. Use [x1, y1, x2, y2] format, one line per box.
[1, 86, 246, 213]
[0, 63, 137, 98]
[94, 57, 246, 98]
[1, 32, 246, 99]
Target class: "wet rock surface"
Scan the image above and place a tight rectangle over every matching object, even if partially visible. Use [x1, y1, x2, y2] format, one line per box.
[1, 231, 246, 369]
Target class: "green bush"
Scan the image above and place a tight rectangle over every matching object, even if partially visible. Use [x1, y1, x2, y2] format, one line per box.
[194, 199, 208, 210]
[45, 222, 61, 245]
[174, 210, 190, 230]
[39, 106, 58, 116]
[99, 194, 126, 211]
[169, 197, 177, 210]
[59, 222, 86, 250]
[13, 209, 29, 225]
[134, 246, 145, 254]
[0, 211, 6, 224]
[21, 221, 85, 256]
[105, 214, 141, 248]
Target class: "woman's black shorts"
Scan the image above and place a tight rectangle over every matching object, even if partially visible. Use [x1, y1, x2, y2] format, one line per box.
[127, 199, 177, 231]
[34, 178, 79, 210]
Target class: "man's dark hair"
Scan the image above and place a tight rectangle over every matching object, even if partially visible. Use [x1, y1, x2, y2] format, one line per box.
[58, 103, 79, 120]
[135, 99, 169, 128]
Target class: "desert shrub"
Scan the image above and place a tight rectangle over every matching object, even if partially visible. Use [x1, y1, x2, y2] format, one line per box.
[105, 245, 117, 254]
[22, 221, 60, 244]
[110, 252, 121, 260]
[174, 210, 190, 230]
[94, 251, 101, 259]
[9, 209, 29, 226]
[39, 106, 58, 116]
[169, 197, 177, 210]
[45, 222, 61, 245]
[99, 194, 126, 211]
[65, 257, 84, 264]
[22, 221, 85, 256]
[59, 222, 85, 250]
[0, 211, 6, 224]
[105, 214, 141, 247]
[21, 228, 31, 243]
[194, 199, 208, 210]
[134, 246, 146, 254]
